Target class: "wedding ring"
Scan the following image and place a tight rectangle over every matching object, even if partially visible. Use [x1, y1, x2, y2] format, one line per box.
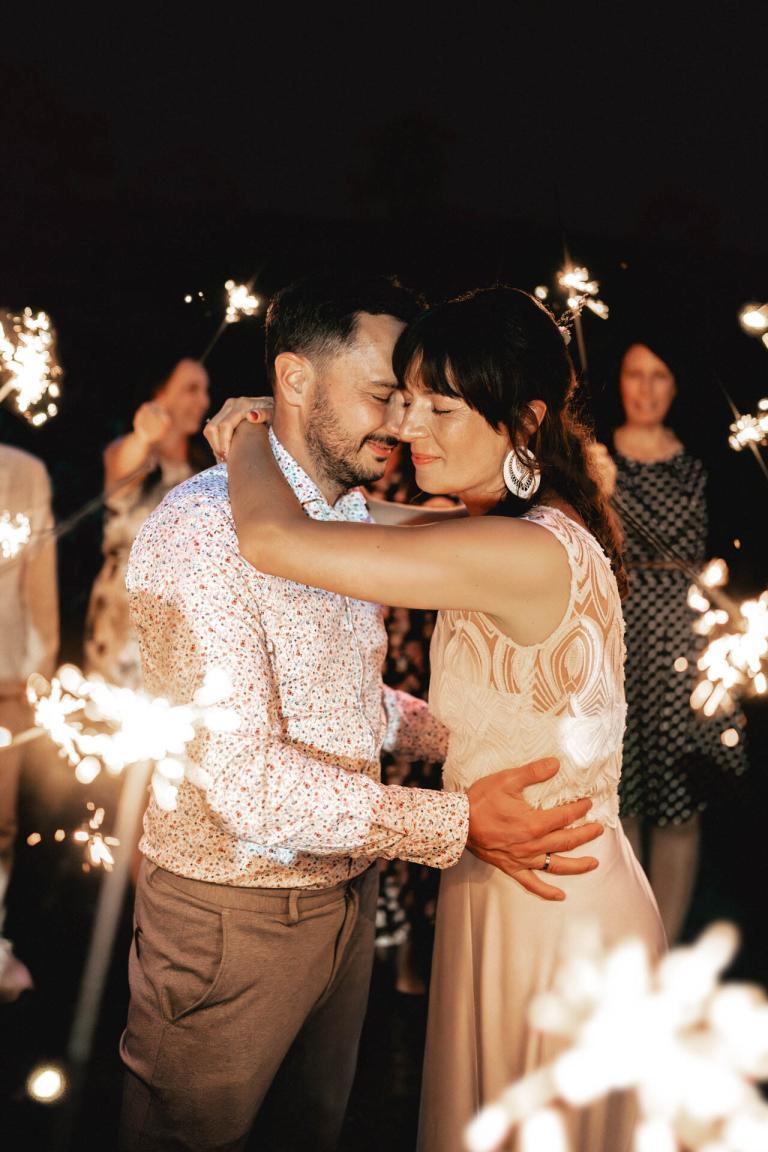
[542, 852, 552, 872]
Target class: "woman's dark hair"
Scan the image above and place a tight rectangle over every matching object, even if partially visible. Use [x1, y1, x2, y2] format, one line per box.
[265, 273, 424, 385]
[393, 285, 627, 597]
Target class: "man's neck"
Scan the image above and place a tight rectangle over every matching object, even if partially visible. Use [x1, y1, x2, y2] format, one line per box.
[270, 413, 347, 505]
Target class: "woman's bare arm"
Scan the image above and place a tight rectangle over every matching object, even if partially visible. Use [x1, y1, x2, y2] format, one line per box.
[228, 424, 570, 626]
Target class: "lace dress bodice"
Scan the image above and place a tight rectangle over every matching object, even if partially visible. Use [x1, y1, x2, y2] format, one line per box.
[428, 505, 626, 826]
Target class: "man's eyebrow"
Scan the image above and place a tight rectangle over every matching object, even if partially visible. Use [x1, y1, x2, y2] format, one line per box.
[366, 380, 397, 389]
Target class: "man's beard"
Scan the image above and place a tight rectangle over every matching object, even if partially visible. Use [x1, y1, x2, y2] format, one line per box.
[306, 391, 398, 491]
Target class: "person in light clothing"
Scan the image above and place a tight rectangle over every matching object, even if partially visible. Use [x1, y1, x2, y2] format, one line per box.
[120, 276, 603, 1152]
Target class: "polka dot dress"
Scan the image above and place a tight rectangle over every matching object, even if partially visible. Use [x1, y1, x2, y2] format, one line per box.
[614, 449, 748, 825]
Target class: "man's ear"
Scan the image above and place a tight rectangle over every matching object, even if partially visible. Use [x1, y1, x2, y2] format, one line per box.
[273, 352, 314, 408]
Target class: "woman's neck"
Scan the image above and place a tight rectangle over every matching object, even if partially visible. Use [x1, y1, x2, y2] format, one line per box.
[614, 423, 682, 463]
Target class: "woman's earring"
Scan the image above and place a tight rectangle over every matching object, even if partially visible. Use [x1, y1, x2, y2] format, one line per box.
[503, 446, 541, 499]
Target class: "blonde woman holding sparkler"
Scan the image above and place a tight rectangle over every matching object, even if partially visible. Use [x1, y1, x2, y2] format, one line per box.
[84, 358, 209, 687]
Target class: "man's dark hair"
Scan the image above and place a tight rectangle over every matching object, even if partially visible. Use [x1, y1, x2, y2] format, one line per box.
[265, 274, 424, 385]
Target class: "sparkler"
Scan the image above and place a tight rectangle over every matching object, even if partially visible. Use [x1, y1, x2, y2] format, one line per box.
[0, 510, 30, 560]
[728, 399, 768, 452]
[0, 307, 63, 425]
[738, 302, 768, 350]
[224, 279, 260, 324]
[198, 273, 263, 363]
[686, 560, 768, 717]
[465, 921, 768, 1152]
[25, 663, 238, 816]
[557, 266, 610, 321]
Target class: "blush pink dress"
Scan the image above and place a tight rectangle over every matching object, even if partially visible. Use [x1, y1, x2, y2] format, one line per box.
[418, 506, 666, 1152]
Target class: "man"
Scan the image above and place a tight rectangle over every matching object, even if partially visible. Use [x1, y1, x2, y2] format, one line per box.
[0, 443, 59, 1002]
[120, 275, 602, 1152]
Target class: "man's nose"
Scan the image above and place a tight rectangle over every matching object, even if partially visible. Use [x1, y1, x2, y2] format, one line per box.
[383, 392, 408, 438]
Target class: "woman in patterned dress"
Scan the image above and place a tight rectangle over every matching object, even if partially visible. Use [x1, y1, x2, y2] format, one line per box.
[84, 359, 210, 686]
[223, 287, 665, 1151]
[612, 341, 748, 942]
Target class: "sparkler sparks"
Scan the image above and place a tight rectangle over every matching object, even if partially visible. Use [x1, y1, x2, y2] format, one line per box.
[0, 307, 63, 424]
[728, 399, 768, 451]
[224, 279, 260, 324]
[687, 561, 768, 716]
[0, 511, 30, 560]
[556, 265, 610, 321]
[738, 302, 768, 338]
[465, 922, 768, 1152]
[26, 664, 239, 820]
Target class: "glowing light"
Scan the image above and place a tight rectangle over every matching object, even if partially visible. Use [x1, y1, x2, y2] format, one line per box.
[465, 922, 768, 1152]
[0, 511, 31, 560]
[26, 1064, 67, 1103]
[26, 832, 42, 846]
[701, 558, 729, 588]
[534, 285, 549, 300]
[184, 294, 193, 303]
[0, 726, 11, 748]
[0, 308, 64, 424]
[54, 829, 66, 842]
[674, 657, 689, 673]
[75, 756, 101, 785]
[556, 265, 609, 321]
[26, 664, 238, 825]
[739, 303, 768, 335]
[720, 728, 740, 747]
[728, 405, 768, 452]
[687, 563, 768, 712]
[224, 280, 260, 324]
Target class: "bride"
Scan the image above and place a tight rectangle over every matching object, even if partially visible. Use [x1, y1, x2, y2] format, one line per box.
[213, 286, 665, 1151]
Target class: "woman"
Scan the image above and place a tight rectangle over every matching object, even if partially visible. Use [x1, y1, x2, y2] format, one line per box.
[612, 340, 748, 943]
[84, 358, 209, 686]
[223, 288, 664, 1150]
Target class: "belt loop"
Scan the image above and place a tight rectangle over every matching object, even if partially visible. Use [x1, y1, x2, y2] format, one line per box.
[288, 889, 300, 924]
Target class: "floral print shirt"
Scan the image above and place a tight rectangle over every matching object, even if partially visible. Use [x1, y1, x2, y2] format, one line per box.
[126, 431, 468, 887]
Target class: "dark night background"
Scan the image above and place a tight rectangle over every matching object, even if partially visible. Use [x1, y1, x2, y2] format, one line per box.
[1, 4, 767, 1149]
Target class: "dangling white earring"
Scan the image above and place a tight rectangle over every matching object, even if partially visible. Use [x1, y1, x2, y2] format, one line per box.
[503, 446, 541, 499]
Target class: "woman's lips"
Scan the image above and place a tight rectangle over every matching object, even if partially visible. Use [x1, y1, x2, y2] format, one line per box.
[411, 453, 439, 466]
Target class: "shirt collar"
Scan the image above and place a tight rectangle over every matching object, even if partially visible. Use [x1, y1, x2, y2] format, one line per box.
[269, 429, 370, 523]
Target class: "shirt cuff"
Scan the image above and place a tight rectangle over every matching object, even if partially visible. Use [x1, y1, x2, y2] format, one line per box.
[372, 784, 469, 869]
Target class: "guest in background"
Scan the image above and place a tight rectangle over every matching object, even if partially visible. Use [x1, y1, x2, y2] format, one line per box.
[612, 340, 748, 943]
[0, 443, 59, 1001]
[84, 359, 209, 687]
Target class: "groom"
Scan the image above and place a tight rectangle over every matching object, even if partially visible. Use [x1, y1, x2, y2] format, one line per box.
[119, 274, 603, 1152]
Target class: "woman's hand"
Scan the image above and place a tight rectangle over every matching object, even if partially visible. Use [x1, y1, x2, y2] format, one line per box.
[204, 396, 274, 462]
[133, 401, 173, 447]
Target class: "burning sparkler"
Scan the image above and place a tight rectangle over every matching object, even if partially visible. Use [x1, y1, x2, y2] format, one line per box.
[728, 399, 768, 452]
[738, 302, 768, 350]
[0, 307, 63, 425]
[224, 279, 260, 324]
[0, 511, 30, 560]
[25, 664, 238, 818]
[686, 560, 768, 717]
[465, 921, 768, 1152]
[557, 265, 609, 321]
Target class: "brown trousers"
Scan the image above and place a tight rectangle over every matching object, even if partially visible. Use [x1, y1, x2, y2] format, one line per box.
[119, 859, 377, 1152]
